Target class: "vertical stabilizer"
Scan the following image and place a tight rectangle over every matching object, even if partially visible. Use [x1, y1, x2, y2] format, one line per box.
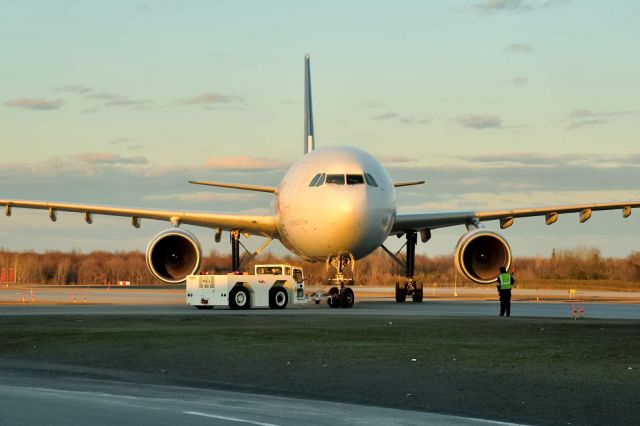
[304, 53, 315, 154]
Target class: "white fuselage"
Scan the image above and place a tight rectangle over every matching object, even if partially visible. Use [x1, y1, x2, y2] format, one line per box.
[276, 146, 397, 261]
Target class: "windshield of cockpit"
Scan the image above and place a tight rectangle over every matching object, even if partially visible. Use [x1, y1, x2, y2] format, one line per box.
[308, 173, 378, 187]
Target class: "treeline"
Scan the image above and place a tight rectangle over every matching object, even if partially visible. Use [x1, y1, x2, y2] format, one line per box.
[1, 247, 639, 286]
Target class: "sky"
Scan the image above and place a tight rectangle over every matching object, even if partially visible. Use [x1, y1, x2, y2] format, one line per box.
[1, 0, 639, 261]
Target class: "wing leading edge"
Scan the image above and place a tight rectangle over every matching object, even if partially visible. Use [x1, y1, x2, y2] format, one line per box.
[392, 201, 640, 233]
[0, 199, 278, 237]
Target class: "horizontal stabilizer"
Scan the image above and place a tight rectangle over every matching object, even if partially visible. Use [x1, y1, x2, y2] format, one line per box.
[188, 180, 277, 193]
[394, 181, 426, 188]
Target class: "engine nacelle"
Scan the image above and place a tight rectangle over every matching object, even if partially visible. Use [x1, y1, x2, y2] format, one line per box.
[146, 228, 202, 284]
[454, 229, 512, 284]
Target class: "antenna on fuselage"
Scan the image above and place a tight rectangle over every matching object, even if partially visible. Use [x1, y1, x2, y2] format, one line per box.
[304, 53, 315, 154]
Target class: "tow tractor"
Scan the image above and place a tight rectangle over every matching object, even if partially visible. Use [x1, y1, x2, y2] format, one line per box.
[186, 264, 306, 310]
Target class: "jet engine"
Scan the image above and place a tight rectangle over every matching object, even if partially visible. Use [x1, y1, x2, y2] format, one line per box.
[454, 229, 512, 284]
[146, 228, 202, 283]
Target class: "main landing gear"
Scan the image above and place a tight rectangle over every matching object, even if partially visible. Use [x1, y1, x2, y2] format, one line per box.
[230, 230, 241, 272]
[382, 231, 425, 303]
[326, 254, 355, 309]
[396, 231, 423, 303]
[227, 229, 273, 273]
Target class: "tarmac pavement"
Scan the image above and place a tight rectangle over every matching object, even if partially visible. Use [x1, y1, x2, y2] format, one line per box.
[0, 368, 523, 426]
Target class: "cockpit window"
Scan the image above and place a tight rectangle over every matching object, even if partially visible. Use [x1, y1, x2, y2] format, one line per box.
[364, 173, 379, 187]
[311, 173, 368, 186]
[346, 174, 365, 185]
[309, 173, 322, 187]
[326, 174, 345, 185]
[309, 173, 326, 187]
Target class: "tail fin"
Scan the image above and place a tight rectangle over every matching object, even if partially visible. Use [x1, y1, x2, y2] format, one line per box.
[304, 53, 315, 154]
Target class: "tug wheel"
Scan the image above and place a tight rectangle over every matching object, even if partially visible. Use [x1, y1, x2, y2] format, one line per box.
[269, 287, 288, 309]
[229, 286, 251, 310]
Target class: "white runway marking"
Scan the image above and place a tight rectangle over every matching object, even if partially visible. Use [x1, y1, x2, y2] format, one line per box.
[184, 411, 281, 426]
[455, 416, 524, 425]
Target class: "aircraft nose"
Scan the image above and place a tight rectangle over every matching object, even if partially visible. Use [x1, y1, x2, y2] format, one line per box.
[327, 190, 376, 251]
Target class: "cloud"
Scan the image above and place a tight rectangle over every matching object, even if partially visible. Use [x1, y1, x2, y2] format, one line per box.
[475, 0, 529, 13]
[567, 109, 637, 129]
[459, 153, 640, 167]
[456, 114, 502, 129]
[361, 101, 386, 108]
[177, 92, 244, 106]
[143, 191, 257, 203]
[567, 119, 607, 129]
[371, 112, 398, 121]
[205, 156, 289, 171]
[569, 109, 636, 118]
[74, 152, 149, 165]
[400, 189, 640, 213]
[87, 92, 123, 101]
[474, 0, 566, 13]
[0, 154, 284, 218]
[378, 155, 417, 165]
[0, 158, 95, 178]
[513, 77, 528, 86]
[55, 85, 92, 94]
[104, 137, 142, 149]
[139, 165, 191, 177]
[387, 161, 640, 207]
[105, 98, 150, 107]
[370, 112, 430, 125]
[4, 98, 64, 110]
[86, 92, 151, 108]
[505, 43, 534, 53]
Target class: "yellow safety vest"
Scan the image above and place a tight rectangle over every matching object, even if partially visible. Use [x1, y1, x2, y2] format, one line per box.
[499, 273, 512, 290]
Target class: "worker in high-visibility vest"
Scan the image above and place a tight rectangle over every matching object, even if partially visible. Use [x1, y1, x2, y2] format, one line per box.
[496, 266, 515, 316]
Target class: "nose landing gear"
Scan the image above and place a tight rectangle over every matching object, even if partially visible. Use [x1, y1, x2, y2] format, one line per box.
[328, 285, 354, 308]
[326, 254, 355, 308]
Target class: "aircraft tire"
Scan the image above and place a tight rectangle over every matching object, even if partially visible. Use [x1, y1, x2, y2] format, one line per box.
[395, 282, 406, 303]
[412, 282, 423, 303]
[328, 287, 340, 308]
[340, 287, 354, 308]
[229, 286, 251, 310]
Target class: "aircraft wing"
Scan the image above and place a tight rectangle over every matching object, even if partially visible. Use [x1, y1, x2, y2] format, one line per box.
[392, 201, 640, 233]
[0, 199, 278, 236]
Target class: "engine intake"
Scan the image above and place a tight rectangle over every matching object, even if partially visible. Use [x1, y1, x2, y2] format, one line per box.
[146, 228, 202, 283]
[454, 229, 512, 284]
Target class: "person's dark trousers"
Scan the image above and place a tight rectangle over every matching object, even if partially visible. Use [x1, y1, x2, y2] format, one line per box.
[499, 290, 511, 316]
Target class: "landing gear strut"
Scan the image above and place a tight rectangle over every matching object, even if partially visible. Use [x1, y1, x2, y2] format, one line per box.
[394, 231, 423, 303]
[230, 230, 241, 272]
[326, 254, 355, 308]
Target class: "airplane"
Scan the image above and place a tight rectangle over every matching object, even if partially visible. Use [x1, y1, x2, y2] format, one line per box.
[2, 54, 640, 308]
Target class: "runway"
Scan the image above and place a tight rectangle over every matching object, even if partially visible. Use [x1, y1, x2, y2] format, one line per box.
[1, 297, 639, 320]
[1, 285, 640, 319]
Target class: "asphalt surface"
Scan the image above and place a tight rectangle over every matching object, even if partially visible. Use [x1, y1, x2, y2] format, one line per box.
[0, 368, 522, 426]
[1, 299, 639, 320]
